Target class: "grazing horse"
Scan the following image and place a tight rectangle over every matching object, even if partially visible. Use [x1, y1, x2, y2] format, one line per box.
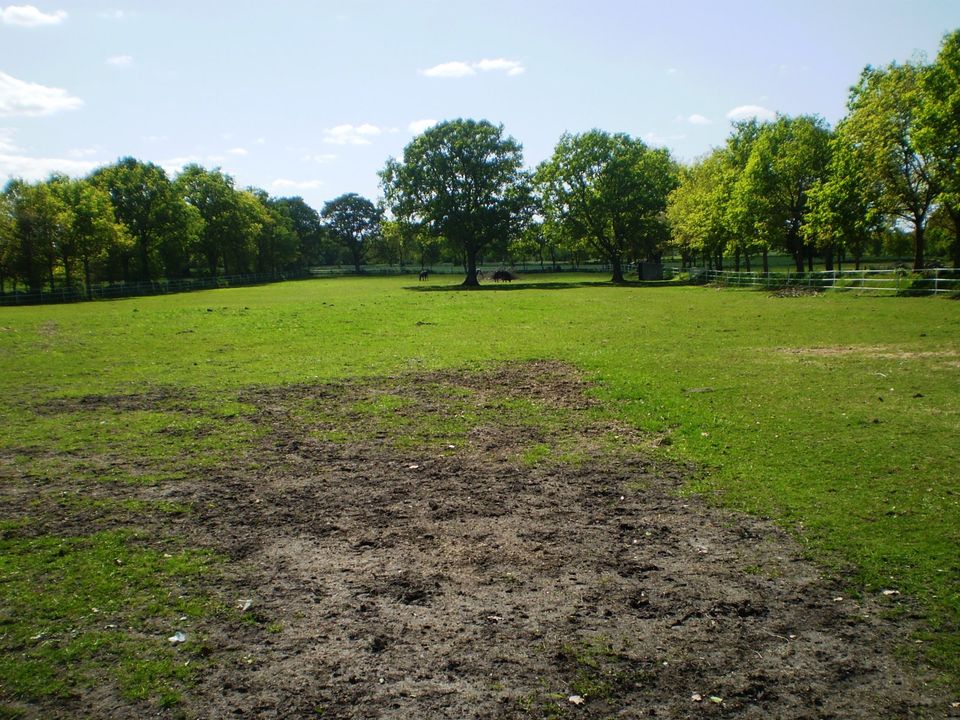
[419, 270, 429, 281]
[492, 269, 515, 282]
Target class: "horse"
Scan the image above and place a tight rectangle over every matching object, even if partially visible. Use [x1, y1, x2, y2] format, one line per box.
[419, 270, 429, 281]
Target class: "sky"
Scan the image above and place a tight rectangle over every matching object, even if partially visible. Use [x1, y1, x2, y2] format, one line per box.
[1, 0, 958, 211]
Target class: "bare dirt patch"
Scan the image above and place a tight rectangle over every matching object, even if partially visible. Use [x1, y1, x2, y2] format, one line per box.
[5, 361, 955, 718]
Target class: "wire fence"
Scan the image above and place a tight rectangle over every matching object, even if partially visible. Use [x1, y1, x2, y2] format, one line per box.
[0, 270, 311, 306]
[688, 267, 960, 295]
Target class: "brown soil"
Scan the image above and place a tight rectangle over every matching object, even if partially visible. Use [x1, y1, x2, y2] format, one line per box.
[7, 362, 956, 718]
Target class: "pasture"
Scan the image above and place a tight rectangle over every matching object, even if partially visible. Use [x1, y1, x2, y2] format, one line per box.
[1, 274, 958, 717]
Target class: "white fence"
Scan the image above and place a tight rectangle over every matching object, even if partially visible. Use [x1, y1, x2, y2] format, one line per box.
[689, 267, 960, 295]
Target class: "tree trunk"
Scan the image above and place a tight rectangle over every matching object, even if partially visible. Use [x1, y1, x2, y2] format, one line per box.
[83, 258, 92, 298]
[913, 221, 925, 270]
[716, 249, 723, 271]
[734, 248, 741, 272]
[610, 254, 625, 283]
[824, 248, 834, 271]
[462, 248, 480, 286]
[745, 253, 752, 272]
[807, 247, 814, 272]
[762, 249, 769, 275]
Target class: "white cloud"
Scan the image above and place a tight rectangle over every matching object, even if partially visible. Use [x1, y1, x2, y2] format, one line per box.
[421, 61, 475, 78]
[227, 147, 248, 156]
[420, 58, 525, 78]
[474, 58, 525, 76]
[0, 71, 82, 117]
[408, 118, 437, 134]
[726, 104, 776, 122]
[106, 54, 133, 67]
[67, 146, 99, 158]
[99, 9, 128, 19]
[688, 114, 712, 125]
[323, 123, 383, 145]
[643, 131, 686, 146]
[0, 152, 99, 182]
[271, 178, 324, 191]
[0, 127, 20, 153]
[0, 4, 66, 26]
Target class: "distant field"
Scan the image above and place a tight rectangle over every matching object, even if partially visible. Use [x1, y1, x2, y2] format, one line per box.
[1, 274, 958, 714]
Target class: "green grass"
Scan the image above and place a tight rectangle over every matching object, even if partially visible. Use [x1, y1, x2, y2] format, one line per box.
[1, 273, 958, 701]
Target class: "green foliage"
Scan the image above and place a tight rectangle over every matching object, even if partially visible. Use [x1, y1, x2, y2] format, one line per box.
[381, 118, 531, 285]
[536, 130, 678, 281]
[843, 62, 939, 269]
[918, 29, 960, 267]
[730, 115, 833, 272]
[320, 193, 382, 273]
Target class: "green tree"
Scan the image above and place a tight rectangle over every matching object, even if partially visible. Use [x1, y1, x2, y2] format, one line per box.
[667, 151, 728, 269]
[0, 192, 16, 292]
[536, 130, 678, 283]
[917, 29, 960, 267]
[844, 62, 938, 269]
[321, 193, 382, 273]
[381, 119, 530, 286]
[803, 127, 885, 269]
[5, 179, 71, 291]
[91, 158, 190, 280]
[729, 115, 832, 273]
[50, 176, 132, 294]
[272, 196, 328, 267]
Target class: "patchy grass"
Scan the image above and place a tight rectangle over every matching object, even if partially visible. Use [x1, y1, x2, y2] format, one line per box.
[1, 273, 958, 698]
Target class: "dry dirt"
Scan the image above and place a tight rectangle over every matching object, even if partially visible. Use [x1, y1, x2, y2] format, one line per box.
[9, 362, 957, 718]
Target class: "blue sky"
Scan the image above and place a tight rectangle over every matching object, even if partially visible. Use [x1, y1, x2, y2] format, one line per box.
[1, 1, 957, 210]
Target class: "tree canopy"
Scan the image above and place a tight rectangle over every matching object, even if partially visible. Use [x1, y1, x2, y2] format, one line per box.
[380, 119, 530, 286]
[536, 130, 678, 282]
[321, 193, 382, 273]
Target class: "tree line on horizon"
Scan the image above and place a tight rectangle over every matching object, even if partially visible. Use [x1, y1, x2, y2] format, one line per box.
[1, 29, 957, 293]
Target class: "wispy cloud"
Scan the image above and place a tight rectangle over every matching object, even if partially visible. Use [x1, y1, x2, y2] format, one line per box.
[67, 146, 100, 158]
[227, 147, 248, 156]
[272, 178, 324, 191]
[0, 152, 99, 182]
[408, 118, 437, 134]
[323, 123, 383, 145]
[0, 4, 66, 26]
[643, 131, 686, 146]
[687, 114, 711, 125]
[726, 105, 776, 122]
[0, 71, 82, 117]
[99, 9, 128, 19]
[0, 128, 20, 153]
[106, 54, 133, 67]
[420, 58, 525, 78]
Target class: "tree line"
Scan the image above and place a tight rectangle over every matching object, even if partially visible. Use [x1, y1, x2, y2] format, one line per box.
[2, 29, 957, 293]
[668, 30, 959, 274]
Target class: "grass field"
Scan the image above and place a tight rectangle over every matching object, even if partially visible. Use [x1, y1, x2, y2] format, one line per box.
[1, 273, 958, 712]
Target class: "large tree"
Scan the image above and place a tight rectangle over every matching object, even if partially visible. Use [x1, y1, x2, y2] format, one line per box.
[917, 29, 960, 267]
[5, 179, 71, 291]
[321, 193, 382, 273]
[667, 150, 728, 269]
[272, 196, 328, 267]
[844, 62, 938, 269]
[729, 115, 832, 273]
[91, 158, 192, 280]
[380, 119, 530, 286]
[536, 130, 677, 283]
[50, 176, 132, 294]
[803, 126, 885, 270]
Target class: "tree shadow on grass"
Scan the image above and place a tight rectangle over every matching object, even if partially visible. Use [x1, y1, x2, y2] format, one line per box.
[405, 280, 691, 292]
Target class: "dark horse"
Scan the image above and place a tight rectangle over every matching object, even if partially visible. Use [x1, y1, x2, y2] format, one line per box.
[419, 270, 429, 281]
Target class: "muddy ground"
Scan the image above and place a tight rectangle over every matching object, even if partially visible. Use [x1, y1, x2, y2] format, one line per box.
[7, 361, 957, 718]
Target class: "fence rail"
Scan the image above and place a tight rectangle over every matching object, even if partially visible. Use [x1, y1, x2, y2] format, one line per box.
[689, 267, 960, 295]
[0, 270, 311, 307]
